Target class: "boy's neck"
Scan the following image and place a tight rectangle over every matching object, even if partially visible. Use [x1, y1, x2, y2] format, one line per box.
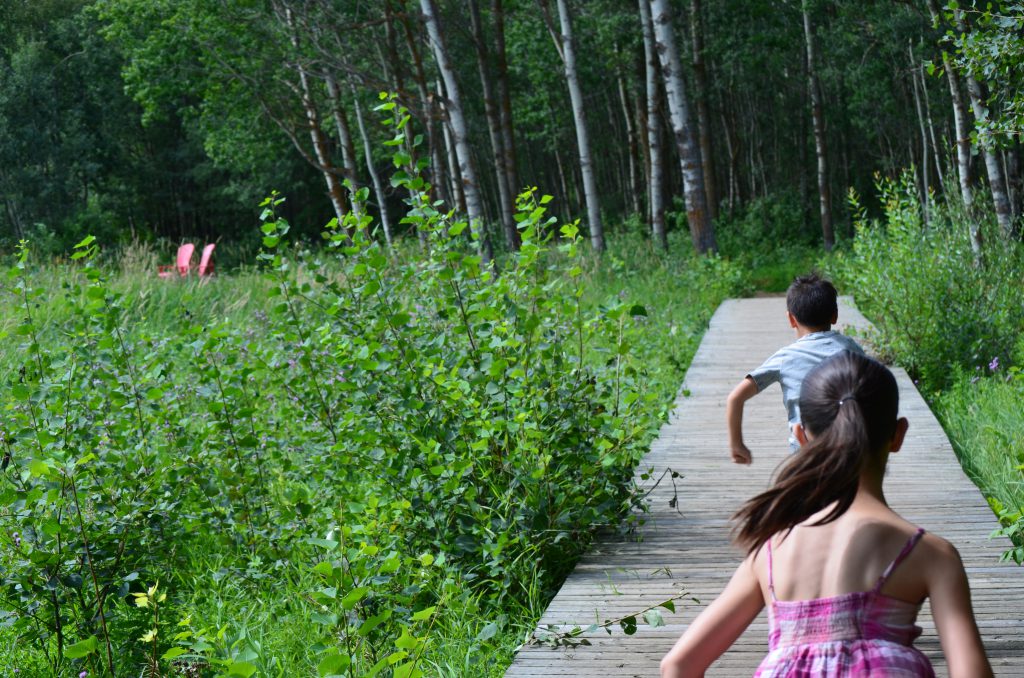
[794, 323, 831, 338]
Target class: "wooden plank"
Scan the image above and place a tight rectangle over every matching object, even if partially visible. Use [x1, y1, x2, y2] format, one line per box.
[506, 297, 1024, 677]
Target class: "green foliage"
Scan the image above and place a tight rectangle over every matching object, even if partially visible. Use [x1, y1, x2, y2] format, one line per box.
[833, 171, 1024, 391]
[0, 0, 266, 253]
[937, 364, 1024, 564]
[0, 131, 746, 677]
[944, 2, 1024, 142]
[703, 192, 820, 293]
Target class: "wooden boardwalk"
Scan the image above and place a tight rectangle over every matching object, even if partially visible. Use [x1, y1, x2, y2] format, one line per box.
[507, 297, 1024, 677]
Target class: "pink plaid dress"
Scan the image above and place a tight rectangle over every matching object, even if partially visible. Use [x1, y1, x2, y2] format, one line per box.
[754, 528, 935, 677]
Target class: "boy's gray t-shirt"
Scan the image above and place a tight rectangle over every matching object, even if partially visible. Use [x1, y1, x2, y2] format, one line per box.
[747, 331, 864, 447]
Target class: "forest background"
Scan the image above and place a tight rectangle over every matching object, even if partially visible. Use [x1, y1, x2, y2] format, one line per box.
[0, 0, 1022, 676]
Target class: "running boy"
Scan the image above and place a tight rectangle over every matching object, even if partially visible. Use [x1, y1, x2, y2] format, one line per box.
[727, 274, 863, 464]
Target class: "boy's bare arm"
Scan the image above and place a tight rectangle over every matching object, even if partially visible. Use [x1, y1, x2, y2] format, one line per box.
[726, 377, 759, 465]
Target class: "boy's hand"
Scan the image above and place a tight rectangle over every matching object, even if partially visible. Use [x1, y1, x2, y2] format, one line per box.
[726, 377, 758, 467]
[731, 444, 752, 465]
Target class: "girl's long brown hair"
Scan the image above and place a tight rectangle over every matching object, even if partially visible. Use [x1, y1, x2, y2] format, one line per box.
[733, 351, 899, 553]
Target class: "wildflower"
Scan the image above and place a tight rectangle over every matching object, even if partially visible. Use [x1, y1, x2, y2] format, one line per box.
[80, 672, 88, 678]
[989, 356, 1000, 372]
[971, 376, 980, 385]
[12, 532, 20, 548]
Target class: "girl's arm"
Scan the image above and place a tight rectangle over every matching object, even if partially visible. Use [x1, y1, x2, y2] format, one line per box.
[925, 538, 993, 678]
[660, 553, 764, 678]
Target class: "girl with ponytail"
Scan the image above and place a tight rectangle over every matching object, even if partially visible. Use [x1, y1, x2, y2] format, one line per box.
[660, 351, 991, 677]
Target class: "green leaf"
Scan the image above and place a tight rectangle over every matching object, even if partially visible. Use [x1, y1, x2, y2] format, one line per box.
[395, 628, 419, 650]
[659, 600, 676, 614]
[475, 621, 498, 642]
[317, 652, 351, 676]
[306, 538, 339, 551]
[620, 616, 637, 635]
[11, 383, 30, 401]
[358, 610, 392, 637]
[65, 635, 99, 658]
[162, 647, 188, 660]
[392, 663, 424, 678]
[225, 662, 258, 677]
[28, 459, 49, 478]
[643, 609, 665, 628]
[341, 586, 370, 611]
[410, 605, 435, 622]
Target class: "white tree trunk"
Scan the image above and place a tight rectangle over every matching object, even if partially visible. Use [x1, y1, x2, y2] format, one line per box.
[925, 0, 982, 255]
[909, 44, 931, 227]
[802, 3, 834, 251]
[648, 0, 715, 253]
[350, 85, 393, 247]
[419, 0, 493, 261]
[965, 75, 1015, 238]
[638, 0, 666, 248]
[284, 7, 347, 224]
[553, 0, 605, 252]
[325, 74, 362, 219]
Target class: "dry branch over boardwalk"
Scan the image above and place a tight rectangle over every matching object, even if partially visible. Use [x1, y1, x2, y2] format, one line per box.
[507, 297, 1024, 677]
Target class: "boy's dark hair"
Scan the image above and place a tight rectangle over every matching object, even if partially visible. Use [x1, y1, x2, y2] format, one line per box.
[786, 273, 838, 328]
[733, 351, 899, 552]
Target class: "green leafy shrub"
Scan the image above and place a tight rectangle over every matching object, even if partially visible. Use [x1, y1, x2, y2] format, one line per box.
[833, 172, 1024, 392]
[0, 162, 668, 677]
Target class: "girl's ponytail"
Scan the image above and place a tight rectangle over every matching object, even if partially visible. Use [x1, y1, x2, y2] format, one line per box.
[733, 351, 899, 553]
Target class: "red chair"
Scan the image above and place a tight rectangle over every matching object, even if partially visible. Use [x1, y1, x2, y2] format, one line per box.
[157, 243, 196, 278]
[198, 243, 216, 277]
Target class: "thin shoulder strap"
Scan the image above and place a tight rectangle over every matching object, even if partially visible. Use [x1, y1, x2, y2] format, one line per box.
[873, 528, 926, 592]
[766, 538, 777, 601]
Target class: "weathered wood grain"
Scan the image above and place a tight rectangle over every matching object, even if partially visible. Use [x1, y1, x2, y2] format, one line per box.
[505, 297, 1024, 677]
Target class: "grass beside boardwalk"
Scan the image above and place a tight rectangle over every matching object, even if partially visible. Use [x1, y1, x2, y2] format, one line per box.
[936, 368, 1024, 563]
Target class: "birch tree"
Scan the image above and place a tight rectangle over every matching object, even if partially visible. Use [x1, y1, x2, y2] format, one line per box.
[325, 74, 363, 218]
[542, 0, 605, 252]
[638, 0, 666, 248]
[351, 84, 393, 246]
[649, 0, 715, 253]
[952, 9, 1015, 239]
[925, 0, 981, 254]
[801, 1, 833, 251]
[419, 0, 493, 261]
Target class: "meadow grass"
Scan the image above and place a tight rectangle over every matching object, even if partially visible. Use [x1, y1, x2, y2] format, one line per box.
[937, 371, 1024, 519]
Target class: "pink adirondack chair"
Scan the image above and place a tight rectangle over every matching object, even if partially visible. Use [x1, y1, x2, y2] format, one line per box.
[198, 243, 216, 277]
[157, 243, 195, 278]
